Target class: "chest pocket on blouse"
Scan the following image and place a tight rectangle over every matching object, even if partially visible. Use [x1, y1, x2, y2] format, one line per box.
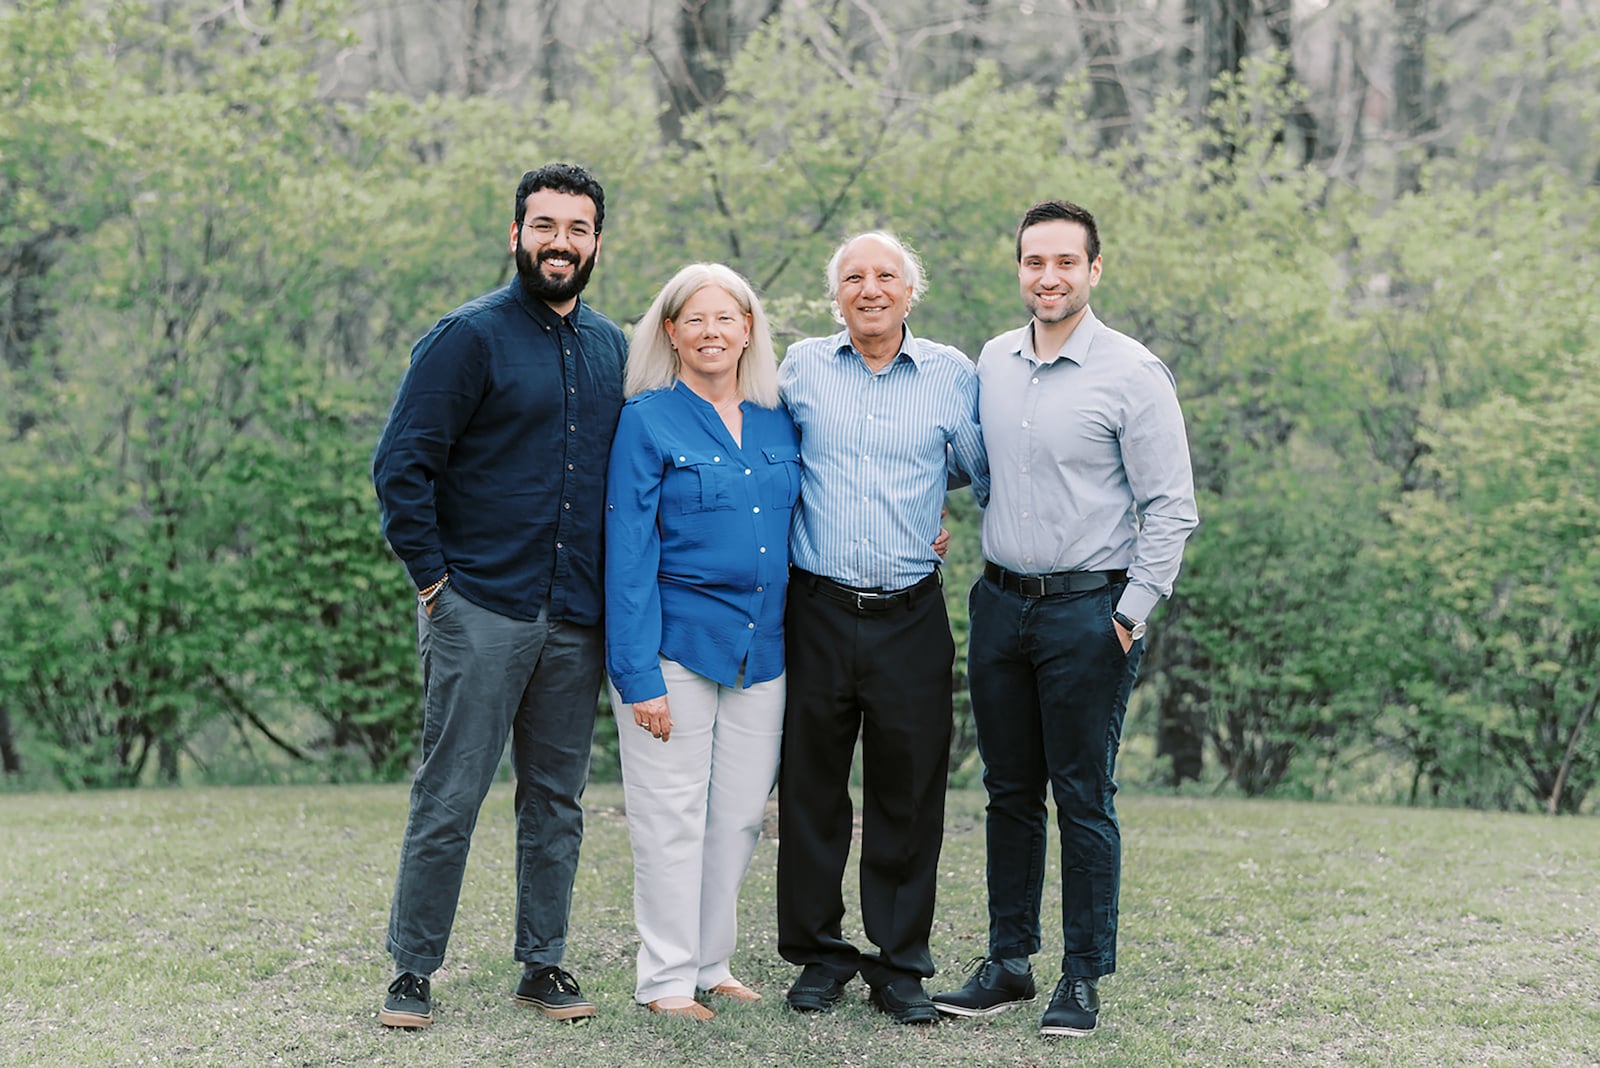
[761, 446, 802, 509]
[670, 451, 737, 514]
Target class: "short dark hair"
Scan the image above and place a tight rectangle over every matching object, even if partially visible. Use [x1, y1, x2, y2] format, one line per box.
[515, 163, 606, 232]
[1015, 200, 1099, 263]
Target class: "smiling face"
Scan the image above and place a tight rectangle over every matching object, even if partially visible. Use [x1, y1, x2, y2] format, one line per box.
[834, 235, 914, 352]
[509, 188, 601, 313]
[1018, 218, 1101, 327]
[664, 284, 752, 389]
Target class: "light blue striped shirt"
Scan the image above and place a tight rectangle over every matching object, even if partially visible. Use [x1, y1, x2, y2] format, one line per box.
[779, 327, 988, 590]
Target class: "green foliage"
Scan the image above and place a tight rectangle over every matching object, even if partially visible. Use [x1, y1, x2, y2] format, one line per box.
[1378, 367, 1600, 813]
[3, 0, 1598, 812]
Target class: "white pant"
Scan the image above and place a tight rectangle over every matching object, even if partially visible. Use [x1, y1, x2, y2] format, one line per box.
[611, 659, 785, 1003]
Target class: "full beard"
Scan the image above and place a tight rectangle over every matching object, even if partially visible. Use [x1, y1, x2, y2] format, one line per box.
[516, 241, 597, 305]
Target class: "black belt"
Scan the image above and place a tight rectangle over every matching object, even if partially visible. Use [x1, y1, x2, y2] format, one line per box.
[791, 567, 942, 613]
[983, 561, 1126, 598]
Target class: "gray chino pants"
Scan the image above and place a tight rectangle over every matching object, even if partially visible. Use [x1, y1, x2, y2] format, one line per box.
[387, 586, 603, 976]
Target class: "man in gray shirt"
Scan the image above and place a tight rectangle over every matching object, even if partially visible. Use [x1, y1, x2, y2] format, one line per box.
[933, 200, 1198, 1037]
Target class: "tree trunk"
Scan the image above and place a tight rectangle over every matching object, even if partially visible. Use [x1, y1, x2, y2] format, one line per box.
[0, 704, 21, 775]
[1393, 0, 1436, 196]
[1146, 604, 1206, 786]
[1260, 0, 1318, 161]
[1183, 0, 1251, 158]
[1074, 0, 1131, 148]
[662, 0, 736, 143]
[462, 0, 512, 95]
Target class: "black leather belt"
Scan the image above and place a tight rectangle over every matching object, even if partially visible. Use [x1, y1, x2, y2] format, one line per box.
[983, 561, 1126, 598]
[791, 567, 942, 613]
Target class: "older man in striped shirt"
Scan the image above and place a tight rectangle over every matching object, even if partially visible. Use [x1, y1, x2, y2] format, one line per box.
[775, 231, 988, 1025]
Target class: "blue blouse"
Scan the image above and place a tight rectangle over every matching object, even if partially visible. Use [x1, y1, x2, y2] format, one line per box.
[604, 382, 801, 704]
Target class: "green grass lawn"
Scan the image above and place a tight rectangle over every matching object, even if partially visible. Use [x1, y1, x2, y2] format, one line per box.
[3, 783, 1596, 1067]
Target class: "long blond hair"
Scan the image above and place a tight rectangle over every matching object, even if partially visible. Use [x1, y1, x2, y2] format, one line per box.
[625, 263, 781, 408]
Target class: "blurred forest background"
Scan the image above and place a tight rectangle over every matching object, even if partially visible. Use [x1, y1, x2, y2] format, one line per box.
[2, 0, 1596, 813]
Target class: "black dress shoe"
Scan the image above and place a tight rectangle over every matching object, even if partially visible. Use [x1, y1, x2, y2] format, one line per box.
[868, 977, 939, 1025]
[932, 957, 1037, 1017]
[786, 964, 849, 1013]
[1039, 975, 1099, 1037]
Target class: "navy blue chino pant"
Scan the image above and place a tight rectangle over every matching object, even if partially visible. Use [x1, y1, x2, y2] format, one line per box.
[967, 574, 1144, 980]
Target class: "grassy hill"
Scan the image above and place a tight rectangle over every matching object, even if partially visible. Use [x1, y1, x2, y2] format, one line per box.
[3, 783, 1596, 1066]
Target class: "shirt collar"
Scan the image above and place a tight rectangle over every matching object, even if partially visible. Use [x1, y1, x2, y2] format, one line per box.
[511, 278, 585, 329]
[1018, 305, 1102, 367]
[830, 323, 925, 369]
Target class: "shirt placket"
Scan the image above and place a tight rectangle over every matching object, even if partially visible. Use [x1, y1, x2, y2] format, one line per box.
[856, 363, 890, 587]
[550, 317, 583, 612]
[1019, 358, 1046, 570]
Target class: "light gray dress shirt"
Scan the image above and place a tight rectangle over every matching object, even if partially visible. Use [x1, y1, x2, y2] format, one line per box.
[977, 306, 1198, 622]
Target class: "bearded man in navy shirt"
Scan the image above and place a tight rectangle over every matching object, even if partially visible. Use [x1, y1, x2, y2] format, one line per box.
[372, 163, 626, 1030]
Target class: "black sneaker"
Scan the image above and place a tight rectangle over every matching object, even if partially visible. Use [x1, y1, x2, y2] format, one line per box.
[379, 971, 433, 1029]
[515, 965, 597, 1021]
[932, 957, 1038, 1018]
[868, 976, 940, 1025]
[785, 964, 849, 1013]
[1039, 975, 1099, 1037]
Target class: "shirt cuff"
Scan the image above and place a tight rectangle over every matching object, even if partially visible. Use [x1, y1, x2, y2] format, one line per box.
[612, 666, 667, 706]
[1115, 585, 1161, 624]
[402, 551, 448, 591]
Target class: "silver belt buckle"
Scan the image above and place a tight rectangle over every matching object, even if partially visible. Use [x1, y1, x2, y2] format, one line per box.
[1021, 574, 1047, 598]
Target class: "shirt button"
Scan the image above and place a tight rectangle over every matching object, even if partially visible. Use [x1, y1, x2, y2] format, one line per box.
[1032, 377, 1040, 384]
[748, 622, 755, 630]
[679, 456, 687, 462]
[753, 506, 760, 514]
[745, 468, 752, 475]
[556, 542, 564, 549]
[569, 424, 576, 432]
[756, 586, 763, 592]
[563, 502, 571, 510]
[567, 463, 574, 471]
[1021, 420, 1030, 427]
[759, 547, 767, 553]
[564, 349, 571, 355]
[713, 456, 721, 462]
[1022, 511, 1029, 518]
[1020, 466, 1029, 474]
[569, 387, 576, 394]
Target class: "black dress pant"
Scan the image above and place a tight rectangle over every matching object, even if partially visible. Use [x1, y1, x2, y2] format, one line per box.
[776, 570, 954, 987]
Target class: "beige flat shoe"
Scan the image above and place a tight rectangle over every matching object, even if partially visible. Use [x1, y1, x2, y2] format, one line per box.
[647, 997, 715, 1021]
[705, 979, 762, 1002]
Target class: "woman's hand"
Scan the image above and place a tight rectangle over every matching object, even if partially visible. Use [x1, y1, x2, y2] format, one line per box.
[633, 695, 673, 742]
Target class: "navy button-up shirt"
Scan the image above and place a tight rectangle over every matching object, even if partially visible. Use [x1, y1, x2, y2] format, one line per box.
[373, 279, 627, 624]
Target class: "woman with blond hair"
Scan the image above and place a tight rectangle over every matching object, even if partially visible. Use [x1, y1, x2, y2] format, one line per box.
[604, 263, 800, 1020]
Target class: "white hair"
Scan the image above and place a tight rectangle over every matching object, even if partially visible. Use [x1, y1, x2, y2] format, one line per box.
[824, 230, 926, 324]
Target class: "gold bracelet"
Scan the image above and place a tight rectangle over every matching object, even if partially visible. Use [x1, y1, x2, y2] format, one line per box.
[418, 575, 449, 603]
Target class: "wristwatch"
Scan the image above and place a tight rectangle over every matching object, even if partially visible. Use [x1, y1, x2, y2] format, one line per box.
[1112, 611, 1146, 641]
